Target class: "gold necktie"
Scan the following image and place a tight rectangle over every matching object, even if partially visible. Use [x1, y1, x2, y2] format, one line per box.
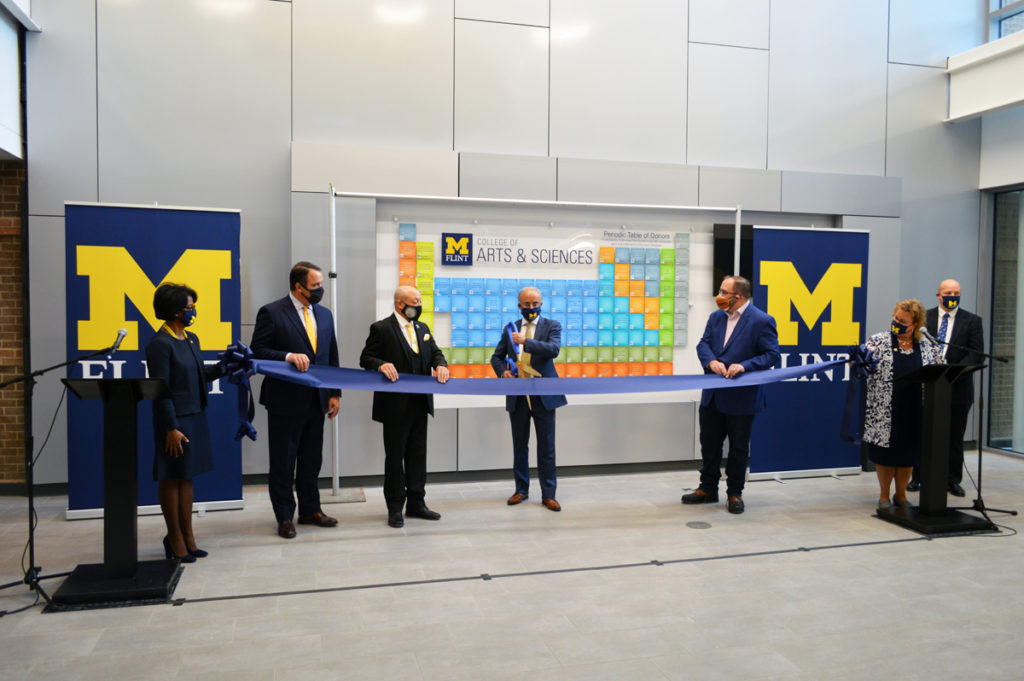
[304, 306, 317, 353]
[521, 322, 534, 409]
[406, 323, 419, 354]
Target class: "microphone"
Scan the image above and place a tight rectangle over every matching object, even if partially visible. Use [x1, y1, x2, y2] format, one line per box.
[920, 326, 944, 345]
[108, 328, 128, 359]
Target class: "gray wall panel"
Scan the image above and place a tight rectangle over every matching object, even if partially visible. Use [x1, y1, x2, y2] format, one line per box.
[781, 171, 901, 217]
[94, 0, 291, 325]
[28, 216, 69, 484]
[767, 0, 888, 175]
[839, 216, 900, 339]
[885, 64, 981, 301]
[459, 153, 556, 201]
[888, 0, 985, 69]
[688, 0, 769, 49]
[558, 158, 699, 206]
[25, 0, 97, 216]
[699, 167, 781, 212]
[457, 402, 696, 471]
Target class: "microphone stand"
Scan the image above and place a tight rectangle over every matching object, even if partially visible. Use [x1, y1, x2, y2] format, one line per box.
[0, 343, 119, 607]
[927, 331, 1016, 521]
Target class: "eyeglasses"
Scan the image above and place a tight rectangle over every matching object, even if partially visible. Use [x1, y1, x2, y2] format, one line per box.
[718, 289, 738, 297]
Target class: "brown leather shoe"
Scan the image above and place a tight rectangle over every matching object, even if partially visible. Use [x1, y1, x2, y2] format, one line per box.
[507, 493, 528, 505]
[298, 512, 338, 527]
[727, 495, 745, 514]
[681, 489, 719, 504]
[542, 498, 561, 512]
[277, 520, 296, 539]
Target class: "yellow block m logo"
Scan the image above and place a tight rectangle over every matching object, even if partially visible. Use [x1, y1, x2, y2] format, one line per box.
[760, 261, 861, 346]
[445, 236, 469, 255]
[76, 246, 233, 351]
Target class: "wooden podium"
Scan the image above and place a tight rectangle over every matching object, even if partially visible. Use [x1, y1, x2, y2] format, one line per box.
[875, 364, 996, 535]
[51, 378, 183, 607]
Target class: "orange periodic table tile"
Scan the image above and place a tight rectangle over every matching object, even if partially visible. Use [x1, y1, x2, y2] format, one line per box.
[659, 362, 673, 376]
[597, 362, 614, 377]
[554, 364, 567, 378]
[614, 263, 630, 280]
[565, 363, 582, 378]
[628, 297, 644, 314]
[398, 258, 417, 277]
[644, 362, 659, 376]
[644, 313, 660, 330]
[581, 363, 598, 378]
[599, 246, 615, 263]
[399, 275, 416, 287]
[614, 281, 630, 297]
[644, 297, 660, 314]
[449, 365, 468, 379]
[612, 363, 628, 377]
[628, 362, 644, 377]
[398, 241, 417, 258]
[629, 281, 645, 297]
[468, 365, 485, 379]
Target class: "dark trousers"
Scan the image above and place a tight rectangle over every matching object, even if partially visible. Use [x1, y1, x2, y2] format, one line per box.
[698, 399, 754, 497]
[382, 401, 429, 512]
[509, 397, 557, 499]
[912, 401, 970, 485]
[267, 392, 325, 522]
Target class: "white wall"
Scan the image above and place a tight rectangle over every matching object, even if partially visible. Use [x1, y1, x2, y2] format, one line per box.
[0, 8, 22, 159]
[980, 106, 1024, 189]
[24, 0, 989, 482]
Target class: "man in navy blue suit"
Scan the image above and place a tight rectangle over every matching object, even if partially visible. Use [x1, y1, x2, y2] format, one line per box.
[251, 261, 341, 539]
[491, 286, 568, 512]
[684, 275, 779, 514]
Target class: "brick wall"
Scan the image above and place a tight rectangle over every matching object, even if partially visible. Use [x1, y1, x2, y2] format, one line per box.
[0, 160, 25, 483]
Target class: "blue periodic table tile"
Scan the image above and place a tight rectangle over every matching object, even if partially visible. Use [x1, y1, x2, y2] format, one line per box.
[629, 313, 644, 330]
[598, 263, 615, 281]
[451, 330, 468, 347]
[434, 277, 451, 295]
[582, 312, 598, 330]
[451, 278, 468, 295]
[614, 330, 629, 346]
[567, 313, 583, 330]
[485, 278, 501, 295]
[451, 295, 468, 312]
[598, 298, 614, 314]
[518, 278, 535, 290]
[582, 280, 599, 297]
[468, 312, 484, 329]
[629, 330, 644, 346]
[550, 313, 567, 330]
[468, 330, 485, 347]
[566, 280, 583, 296]
[582, 330, 598, 346]
[613, 297, 629, 314]
[467, 295, 485, 312]
[599, 329, 614, 346]
[502, 278, 519, 295]
[485, 295, 500, 312]
[467, 278, 485, 295]
[567, 297, 583, 313]
[551, 279, 567, 296]
[629, 248, 645, 264]
[535, 279, 551, 297]
[451, 312, 468, 330]
[582, 297, 598, 313]
[502, 295, 518, 313]
[487, 328, 502, 347]
[613, 313, 629, 330]
[598, 312, 613, 329]
[645, 329, 660, 346]
[614, 247, 630, 264]
[398, 223, 416, 241]
[630, 264, 645, 281]
[433, 294, 451, 312]
[645, 265, 660, 281]
[645, 248, 661, 264]
[645, 280, 660, 297]
[549, 296, 566, 313]
[485, 313, 502, 330]
[566, 330, 583, 347]
[598, 281, 615, 298]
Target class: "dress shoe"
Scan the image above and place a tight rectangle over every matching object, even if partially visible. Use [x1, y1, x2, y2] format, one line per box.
[188, 547, 209, 559]
[507, 492, 528, 505]
[542, 498, 561, 512]
[277, 520, 297, 539]
[163, 536, 197, 562]
[681, 489, 719, 504]
[727, 495, 745, 514]
[906, 480, 921, 492]
[893, 497, 912, 508]
[406, 506, 441, 520]
[948, 482, 966, 497]
[298, 512, 339, 527]
[388, 511, 404, 528]
[877, 499, 893, 510]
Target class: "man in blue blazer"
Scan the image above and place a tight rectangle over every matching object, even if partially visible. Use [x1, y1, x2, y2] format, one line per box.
[251, 262, 341, 539]
[684, 275, 779, 514]
[490, 286, 568, 511]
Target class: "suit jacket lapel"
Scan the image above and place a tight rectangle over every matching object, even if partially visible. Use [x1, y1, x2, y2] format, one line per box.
[283, 297, 314, 353]
[722, 309, 751, 352]
[389, 316, 415, 365]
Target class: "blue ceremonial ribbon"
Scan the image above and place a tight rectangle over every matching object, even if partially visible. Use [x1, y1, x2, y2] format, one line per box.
[217, 341, 258, 441]
[250, 358, 848, 396]
[504, 321, 519, 377]
[840, 344, 878, 444]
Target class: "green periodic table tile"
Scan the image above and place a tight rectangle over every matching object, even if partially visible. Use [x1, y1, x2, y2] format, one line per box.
[660, 248, 675, 264]
[613, 346, 629, 363]
[660, 313, 673, 330]
[581, 347, 598, 363]
[565, 346, 582, 363]
[659, 281, 674, 298]
[659, 330, 674, 346]
[467, 348, 486, 364]
[643, 346, 659, 362]
[597, 346, 614, 362]
[658, 346, 674, 362]
[449, 347, 468, 364]
[628, 346, 645, 363]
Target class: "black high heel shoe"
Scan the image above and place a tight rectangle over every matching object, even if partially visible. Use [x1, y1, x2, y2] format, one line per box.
[163, 536, 197, 563]
[188, 547, 209, 559]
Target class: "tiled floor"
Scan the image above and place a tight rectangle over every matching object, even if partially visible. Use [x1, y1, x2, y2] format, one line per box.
[2, 453, 1023, 681]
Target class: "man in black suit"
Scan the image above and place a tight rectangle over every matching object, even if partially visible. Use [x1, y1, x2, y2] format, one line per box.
[360, 286, 450, 528]
[908, 279, 984, 497]
[490, 286, 567, 511]
[251, 262, 341, 539]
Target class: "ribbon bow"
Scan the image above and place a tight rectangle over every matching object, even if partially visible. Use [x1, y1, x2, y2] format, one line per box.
[847, 344, 878, 379]
[217, 341, 258, 442]
[840, 343, 878, 444]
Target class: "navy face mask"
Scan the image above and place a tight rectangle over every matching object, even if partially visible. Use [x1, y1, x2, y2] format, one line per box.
[182, 308, 197, 327]
[891, 319, 909, 336]
[520, 306, 541, 321]
[941, 295, 960, 311]
[303, 285, 324, 306]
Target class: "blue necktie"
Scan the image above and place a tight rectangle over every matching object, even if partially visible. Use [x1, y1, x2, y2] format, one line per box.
[938, 313, 949, 343]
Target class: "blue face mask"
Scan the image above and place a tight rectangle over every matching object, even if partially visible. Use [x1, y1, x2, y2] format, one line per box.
[941, 295, 960, 311]
[891, 319, 909, 336]
[182, 308, 197, 327]
[520, 306, 541, 321]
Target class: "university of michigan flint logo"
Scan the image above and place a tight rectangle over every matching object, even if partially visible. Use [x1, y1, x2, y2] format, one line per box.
[760, 261, 862, 346]
[441, 232, 473, 266]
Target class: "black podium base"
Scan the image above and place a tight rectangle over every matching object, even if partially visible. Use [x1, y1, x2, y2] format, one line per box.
[47, 559, 183, 611]
[875, 505, 998, 536]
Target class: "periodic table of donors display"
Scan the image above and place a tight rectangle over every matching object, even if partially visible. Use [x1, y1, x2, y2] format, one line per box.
[396, 223, 691, 379]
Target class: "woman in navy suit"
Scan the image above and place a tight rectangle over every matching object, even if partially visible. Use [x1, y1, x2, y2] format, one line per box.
[145, 283, 221, 562]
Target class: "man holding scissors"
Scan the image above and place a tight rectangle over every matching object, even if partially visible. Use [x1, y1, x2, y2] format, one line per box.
[490, 286, 568, 511]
